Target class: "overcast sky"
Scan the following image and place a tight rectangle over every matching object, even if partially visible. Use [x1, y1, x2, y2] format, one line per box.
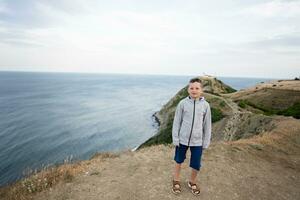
[0, 0, 299, 78]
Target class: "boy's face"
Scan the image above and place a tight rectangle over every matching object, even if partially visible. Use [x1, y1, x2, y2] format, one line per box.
[188, 82, 203, 99]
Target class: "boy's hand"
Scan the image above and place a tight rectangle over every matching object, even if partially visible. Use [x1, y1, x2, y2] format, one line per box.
[173, 141, 179, 147]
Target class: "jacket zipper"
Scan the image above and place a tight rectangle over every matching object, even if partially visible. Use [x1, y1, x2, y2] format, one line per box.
[188, 99, 196, 146]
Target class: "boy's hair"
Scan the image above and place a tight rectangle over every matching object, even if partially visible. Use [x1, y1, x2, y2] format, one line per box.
[189, 78, 202, 87]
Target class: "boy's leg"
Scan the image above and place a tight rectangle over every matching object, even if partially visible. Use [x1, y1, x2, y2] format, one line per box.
[173, 144, 188, 181]
[174, 163, 181, 181]
[189, 146, 203, 183]
[190, 168, 198, 184]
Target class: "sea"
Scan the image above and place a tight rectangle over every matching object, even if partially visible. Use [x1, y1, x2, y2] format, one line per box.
[0, 71, 274, 186]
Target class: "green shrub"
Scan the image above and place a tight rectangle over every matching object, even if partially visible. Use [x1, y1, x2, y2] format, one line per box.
[277, 102, 300, 119]
[225, 87, 237, 93]
[238, 100, 247, 108]
[211, 107, 224, 122]
[238, 99, 299, 119]
[219, 101, 226, 107]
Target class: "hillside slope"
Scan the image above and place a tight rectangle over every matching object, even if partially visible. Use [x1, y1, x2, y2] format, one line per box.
[140, 78, 300, 148]
[139, 76, 236, 148]
[227, 79, 300, 118]
[31, 116, 300, 200]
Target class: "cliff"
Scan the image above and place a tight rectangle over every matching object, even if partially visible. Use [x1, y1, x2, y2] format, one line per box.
[139, 77, 300, 148]
[139, 75, 236, 148]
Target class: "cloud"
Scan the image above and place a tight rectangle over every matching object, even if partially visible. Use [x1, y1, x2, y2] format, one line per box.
[0, 0, 299, 78]
[238, 0, 300, 18]
[0, 28, 45, 47]
[0, 0, 77, 47]
[247, 33, 300, 48]
[0, 2, 10, 14]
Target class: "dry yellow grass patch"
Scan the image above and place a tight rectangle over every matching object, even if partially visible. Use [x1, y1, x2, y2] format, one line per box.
[0, 151, 124, 200]
[228, 117, 300, 154]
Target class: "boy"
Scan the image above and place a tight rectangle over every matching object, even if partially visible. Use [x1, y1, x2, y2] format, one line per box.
[171, 77, 212, 195]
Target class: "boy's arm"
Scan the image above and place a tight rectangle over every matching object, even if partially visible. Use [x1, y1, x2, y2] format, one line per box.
[202, 103, 212, 149]
[172, 101, 183, 146]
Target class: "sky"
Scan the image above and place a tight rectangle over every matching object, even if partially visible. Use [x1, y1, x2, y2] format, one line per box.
[0, 0, 299, 78]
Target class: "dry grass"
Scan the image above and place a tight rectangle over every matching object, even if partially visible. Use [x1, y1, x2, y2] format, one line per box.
[0, 151, 123, 200]
[228, 116, 300, 154]
[0, 161, 87, 200]
[90, 151, 121, 160]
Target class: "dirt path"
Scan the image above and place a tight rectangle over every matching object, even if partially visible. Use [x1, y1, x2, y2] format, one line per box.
[33, 140, 300, 200]
[207, 93, 254, 141]
[220, 97, 245, 141]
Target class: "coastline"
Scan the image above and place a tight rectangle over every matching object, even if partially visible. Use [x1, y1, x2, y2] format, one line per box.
[0, 110, 160, 188]
[133, 112, 161, 151]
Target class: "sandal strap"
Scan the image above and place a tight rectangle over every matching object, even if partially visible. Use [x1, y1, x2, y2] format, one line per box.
[172, 180, 181, 193]
[173, 180, 180, 185]
[189, 181, 200, 193]
[189, 181, 197, 187]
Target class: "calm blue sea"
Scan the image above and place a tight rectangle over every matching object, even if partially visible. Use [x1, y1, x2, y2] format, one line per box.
[0, 71, 273, 186]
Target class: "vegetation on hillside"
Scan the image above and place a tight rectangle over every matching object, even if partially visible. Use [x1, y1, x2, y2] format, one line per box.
[237, 100, 300, 119]
[139, 105, 224, 148]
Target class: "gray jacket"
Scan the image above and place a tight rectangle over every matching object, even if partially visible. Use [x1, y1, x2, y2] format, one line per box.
[172, 96, 212, 148]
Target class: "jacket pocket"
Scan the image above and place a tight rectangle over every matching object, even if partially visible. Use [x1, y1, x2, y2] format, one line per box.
[193, 128, 203, 140]
[179, 121, 191, 140]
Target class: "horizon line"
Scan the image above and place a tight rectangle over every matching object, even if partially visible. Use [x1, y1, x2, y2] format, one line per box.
[0, 69, 293, 80]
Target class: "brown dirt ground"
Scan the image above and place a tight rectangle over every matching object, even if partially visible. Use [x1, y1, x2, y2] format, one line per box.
[32, 117, 300, 200]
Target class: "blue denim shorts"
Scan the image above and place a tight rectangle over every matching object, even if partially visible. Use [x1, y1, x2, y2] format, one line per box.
[174, 143, 203, 171]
